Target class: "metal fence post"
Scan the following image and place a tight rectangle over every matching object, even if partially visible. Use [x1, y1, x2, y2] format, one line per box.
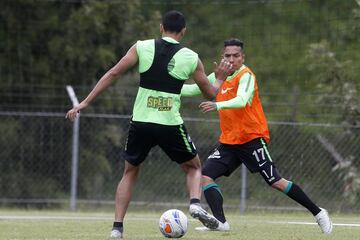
[240, 164, 247, 213]
[66, 85, 80, 211]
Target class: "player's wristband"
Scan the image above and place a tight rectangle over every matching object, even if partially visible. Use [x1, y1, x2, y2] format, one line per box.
[215, 102, 221, 110]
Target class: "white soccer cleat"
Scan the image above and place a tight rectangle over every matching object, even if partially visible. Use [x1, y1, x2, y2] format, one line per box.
[189, 203, 219, 229]
[110, 229, 123, 239]
[315, 208, 333, 234]
[195, 221, 230, 232]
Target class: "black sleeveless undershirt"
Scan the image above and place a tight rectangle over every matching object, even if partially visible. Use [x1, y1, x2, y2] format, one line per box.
[140, 39, 184, 94]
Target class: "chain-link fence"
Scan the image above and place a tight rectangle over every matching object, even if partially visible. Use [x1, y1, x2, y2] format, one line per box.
[1, 111, 359, 213]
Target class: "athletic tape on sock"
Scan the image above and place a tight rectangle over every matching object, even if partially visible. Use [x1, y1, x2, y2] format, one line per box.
[202, 183, 223, 196]
[283, 181, 293, 194]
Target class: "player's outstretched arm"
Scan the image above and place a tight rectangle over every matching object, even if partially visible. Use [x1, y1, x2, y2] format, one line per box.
[199, 72, 255, 113]
[192, 59, 231, 100]
[66, 44, 138, 121]
[199, 101, 217, 113]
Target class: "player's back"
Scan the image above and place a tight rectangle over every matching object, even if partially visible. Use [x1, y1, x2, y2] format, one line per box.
[132, 37, 198, 126]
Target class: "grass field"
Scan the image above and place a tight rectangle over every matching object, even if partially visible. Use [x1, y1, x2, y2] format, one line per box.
[0, 209, 359, 240]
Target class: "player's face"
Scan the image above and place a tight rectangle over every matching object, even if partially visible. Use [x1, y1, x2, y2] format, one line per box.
[222, 46, 244, 73]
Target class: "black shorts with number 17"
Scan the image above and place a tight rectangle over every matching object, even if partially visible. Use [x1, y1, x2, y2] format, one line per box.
[122, 120, 197, 166]
[202, 138, 281, 185]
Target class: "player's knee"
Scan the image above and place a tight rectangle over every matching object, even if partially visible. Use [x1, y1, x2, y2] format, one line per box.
[271, 181, 283, 191]
[201, 175, 214, 186]
[271, 178, 289, 192]
[124, 161, 140, 175]
[181, 157, 201, 173]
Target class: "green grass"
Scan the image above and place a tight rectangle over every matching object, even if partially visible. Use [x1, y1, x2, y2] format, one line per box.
[0, 209, 359, 240]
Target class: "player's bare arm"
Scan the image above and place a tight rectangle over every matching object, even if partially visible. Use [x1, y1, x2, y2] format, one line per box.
[66, 44, 138, 121]
[192, 59, 231, 100]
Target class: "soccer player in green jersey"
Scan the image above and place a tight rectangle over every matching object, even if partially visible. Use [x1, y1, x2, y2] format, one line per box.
[66, 10, 232, 239]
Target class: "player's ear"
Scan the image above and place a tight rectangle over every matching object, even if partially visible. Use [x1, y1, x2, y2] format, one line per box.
[160, 24, 164, 34]
[180, 27, 186, 37]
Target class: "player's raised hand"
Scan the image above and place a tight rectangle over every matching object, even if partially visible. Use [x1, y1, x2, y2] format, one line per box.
[199, 101, 217, 113]
[214, 59, 232, 81]
[65, 102, 88, 122]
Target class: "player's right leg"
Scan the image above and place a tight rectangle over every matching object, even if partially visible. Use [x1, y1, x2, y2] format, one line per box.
[202, 176, 227, 224]
[157, 123, 220, 230]
[181, 155, 220, 230]
[195, 144, 240, 231]
[194, 176, 230, 232]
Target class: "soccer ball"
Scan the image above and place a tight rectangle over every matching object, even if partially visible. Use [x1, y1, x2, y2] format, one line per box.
[159, 209, 188, 238]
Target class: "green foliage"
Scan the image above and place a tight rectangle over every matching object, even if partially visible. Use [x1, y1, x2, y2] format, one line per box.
[0, 0, 160, 202]
[305, 40, 360, 126]
[304, 38, 360, 205]
[333, 155, 360, 207]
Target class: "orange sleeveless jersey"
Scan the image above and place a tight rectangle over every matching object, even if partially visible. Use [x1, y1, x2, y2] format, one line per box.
[216, 67, 270, 144]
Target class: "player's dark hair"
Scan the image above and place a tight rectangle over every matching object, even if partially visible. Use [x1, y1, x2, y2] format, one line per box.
[224, 38, 244, 50]
[162, 10, 186, 33]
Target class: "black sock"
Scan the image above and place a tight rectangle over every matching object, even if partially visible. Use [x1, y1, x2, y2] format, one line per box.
[286, 183, 321, 216]
[203, 184, 226, 223]
[112, 221, 123, 231]
[190, 198, 200, 205]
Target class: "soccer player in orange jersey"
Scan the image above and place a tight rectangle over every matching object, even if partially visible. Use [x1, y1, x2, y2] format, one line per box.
[181, 38, 333, 234]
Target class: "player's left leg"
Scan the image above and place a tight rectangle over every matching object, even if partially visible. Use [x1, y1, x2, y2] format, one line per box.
[111, 121, 154, 239]
[270, 178, 333, 234]
[181, 156, 220, 230]
[114, 161, 140, 222]
[244, 138, 333, 234]
[158, 124, 219, 229]
[254, 138, 333, 234]
[111, 161, 140, 239]
[271, 178, 321, 216]
[194, 144, 240, 231]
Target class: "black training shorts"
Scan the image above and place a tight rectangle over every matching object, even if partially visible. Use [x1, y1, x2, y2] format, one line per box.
[122, 120, 197, 166]
[202, 138, 281, 185]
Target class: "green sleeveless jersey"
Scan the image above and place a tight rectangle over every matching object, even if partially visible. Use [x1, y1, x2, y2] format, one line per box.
[132, 37, 198, 125]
